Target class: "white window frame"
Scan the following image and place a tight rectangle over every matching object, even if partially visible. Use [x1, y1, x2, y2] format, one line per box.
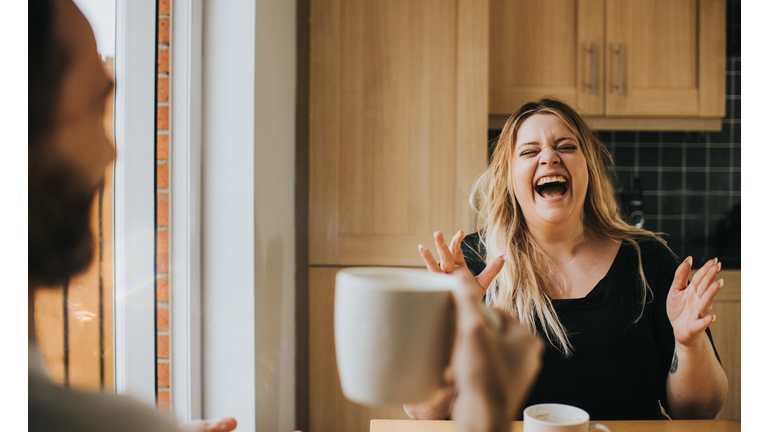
[113, 0, 158, 407]
[169, 0, 204, 423]
[113, 2, 297, 430]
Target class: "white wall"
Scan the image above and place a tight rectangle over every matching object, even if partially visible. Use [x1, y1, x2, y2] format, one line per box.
[201, 1, 296, 431]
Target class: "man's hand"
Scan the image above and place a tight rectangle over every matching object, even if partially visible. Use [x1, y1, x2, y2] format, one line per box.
[451, 279, 544, 432]
[184, 417, 237, 432]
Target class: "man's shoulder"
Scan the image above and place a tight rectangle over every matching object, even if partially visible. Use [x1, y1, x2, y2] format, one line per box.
[29, 371, 181, 432]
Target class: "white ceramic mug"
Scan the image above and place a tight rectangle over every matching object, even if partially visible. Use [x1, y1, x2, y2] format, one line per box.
[334, 267, 461, 405]
[523, 404, 611, 432]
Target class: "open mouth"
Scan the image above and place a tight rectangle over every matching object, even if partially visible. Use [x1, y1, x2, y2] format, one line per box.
[535, 175, 569, 199]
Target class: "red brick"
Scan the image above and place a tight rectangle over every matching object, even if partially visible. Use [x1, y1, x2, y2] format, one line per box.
[157, 105, 169, 130]
[158, 48, 169, 73]
[157, 277, 169, 302]
[157, 76, 169, 102]
[157, 134, 169, 159]
[156, 230, 169, 273]
[157, 230, 169, 254]
[158, 390, 171, 413]
[157, 362, 170, 388]
[157, 306, 170, 330]
[158, 18, 170, 44]
[156, 254, 169, 274]
[157, 163, 169, 189]
[157, 335, 169, 359]
[157, 192, 169, 226]
[159, 0, 170, 15]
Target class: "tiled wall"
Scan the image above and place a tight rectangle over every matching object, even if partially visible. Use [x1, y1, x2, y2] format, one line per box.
[599, 56, 740, 268]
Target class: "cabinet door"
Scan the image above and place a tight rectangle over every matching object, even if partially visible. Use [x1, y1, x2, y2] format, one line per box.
[489, 0, 604, 116]
[605, 0, 726, 117]
[309, 267, 411, 432]
[309, 0, 488, 266]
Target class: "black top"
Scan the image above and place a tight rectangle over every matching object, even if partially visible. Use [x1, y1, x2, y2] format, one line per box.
[461, 232, 719, 420]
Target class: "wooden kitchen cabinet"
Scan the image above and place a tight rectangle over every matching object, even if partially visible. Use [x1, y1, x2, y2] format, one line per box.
[305, 0, 489, 429]
[309, 0, 489, 266]
[489, 0, 726, 130]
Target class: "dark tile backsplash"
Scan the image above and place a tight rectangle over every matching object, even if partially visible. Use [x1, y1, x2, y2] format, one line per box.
[488, 55, 741, 268]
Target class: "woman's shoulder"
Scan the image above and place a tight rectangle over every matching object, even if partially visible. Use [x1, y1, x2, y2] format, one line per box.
[620, 234, 680, 285]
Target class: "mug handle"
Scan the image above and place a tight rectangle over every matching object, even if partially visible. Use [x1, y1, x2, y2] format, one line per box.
[589, 424, 611, 432]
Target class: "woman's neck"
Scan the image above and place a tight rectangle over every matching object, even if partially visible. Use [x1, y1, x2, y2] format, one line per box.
[526, 219, 590, 265]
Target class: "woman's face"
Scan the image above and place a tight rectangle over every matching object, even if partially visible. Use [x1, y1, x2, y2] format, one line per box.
[510, 114, 589, 230]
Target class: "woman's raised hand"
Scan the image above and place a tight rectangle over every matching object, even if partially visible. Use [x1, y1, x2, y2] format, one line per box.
[419, 230, 505, 295]
[667, 257, 724, 346]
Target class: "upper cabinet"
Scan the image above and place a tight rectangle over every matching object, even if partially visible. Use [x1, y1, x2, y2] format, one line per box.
[308, 0, 489, 266]
[489, 0, 726, 130]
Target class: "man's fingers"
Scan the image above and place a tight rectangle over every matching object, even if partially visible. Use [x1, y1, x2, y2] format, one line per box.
[475, 255, 505, 291]
[419, 244, 442, 273]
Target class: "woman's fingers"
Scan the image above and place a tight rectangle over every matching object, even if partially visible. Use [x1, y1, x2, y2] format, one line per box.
[695, 260, 720, 296]
[449, 230, 463, 257]
[475, 255, 506, 291]
[434, 231, 455, 273]
[697, 278, 724, 318]
[452, 230, 467, 266]
[691, 315, 717, 335]
[689, 258, 715, 291]
[419, 244, 442, 273]
[671, 256, 693, 292]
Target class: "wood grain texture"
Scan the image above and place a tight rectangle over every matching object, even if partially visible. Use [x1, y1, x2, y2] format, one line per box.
[706, 269, 740, 420]
[309, 0, 488, 266]
[490, 0, 726, 125]
[489, 0, 582, 114]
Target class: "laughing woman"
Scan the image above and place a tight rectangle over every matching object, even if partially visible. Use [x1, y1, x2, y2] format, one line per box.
[404, 99, 727, 421]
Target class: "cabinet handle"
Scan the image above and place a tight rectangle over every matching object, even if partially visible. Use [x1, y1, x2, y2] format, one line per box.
[589, 43, 596, 94]
[617, 44, 624, 95]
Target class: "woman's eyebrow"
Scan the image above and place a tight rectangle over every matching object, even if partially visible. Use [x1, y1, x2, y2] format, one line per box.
[554, 136, 577, 144]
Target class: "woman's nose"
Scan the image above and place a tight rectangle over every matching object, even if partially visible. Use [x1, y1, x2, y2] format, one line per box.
[539, 146, 560, 165]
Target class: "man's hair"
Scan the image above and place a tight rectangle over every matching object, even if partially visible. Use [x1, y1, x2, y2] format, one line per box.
[29, 0, 98, 287]
[30, 0, 70, 146]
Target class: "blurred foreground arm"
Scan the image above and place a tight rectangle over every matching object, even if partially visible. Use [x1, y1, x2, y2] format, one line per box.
[451, 278, 544, 432]
[182, 417, 237, 432]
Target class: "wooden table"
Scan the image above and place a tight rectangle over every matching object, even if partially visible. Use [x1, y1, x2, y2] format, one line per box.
[370, 419, 740, 432]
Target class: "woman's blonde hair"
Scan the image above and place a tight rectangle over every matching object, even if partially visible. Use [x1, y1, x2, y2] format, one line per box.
[471, 98, 666, 356]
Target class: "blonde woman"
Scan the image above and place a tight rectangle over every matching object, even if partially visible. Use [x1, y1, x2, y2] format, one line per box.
[404, 99, 727, 420]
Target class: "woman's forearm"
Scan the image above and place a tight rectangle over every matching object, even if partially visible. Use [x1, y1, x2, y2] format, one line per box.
[665, 334, 728, 419]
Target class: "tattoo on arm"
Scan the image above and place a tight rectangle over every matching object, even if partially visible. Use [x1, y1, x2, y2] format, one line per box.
[670, 351, 679, 374]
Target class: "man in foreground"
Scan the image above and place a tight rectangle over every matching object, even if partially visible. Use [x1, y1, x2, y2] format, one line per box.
[28, 1, 236, 430]
[28, 0, 543, 430]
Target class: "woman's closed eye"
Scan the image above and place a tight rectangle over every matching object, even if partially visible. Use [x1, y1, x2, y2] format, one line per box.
[556, 145, 577, 152]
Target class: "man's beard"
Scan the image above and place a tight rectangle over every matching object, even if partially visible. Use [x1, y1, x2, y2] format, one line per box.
[29, 154, 102, 288]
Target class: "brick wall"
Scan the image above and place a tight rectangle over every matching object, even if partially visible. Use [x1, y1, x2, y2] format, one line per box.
[156, 0, 172, 413]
